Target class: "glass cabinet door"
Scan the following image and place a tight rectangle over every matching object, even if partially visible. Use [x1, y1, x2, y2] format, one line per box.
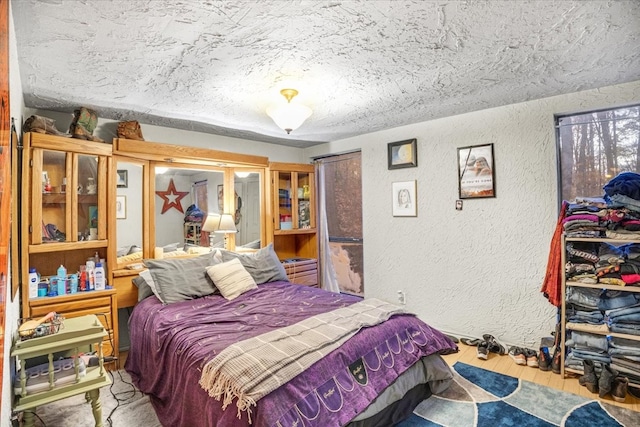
[272, 169, 315, 232]
[275, 171, 293, 231]
[39, 149, 69, 243]
[32, 149, 105, 245]
[76, 154, 100, 242]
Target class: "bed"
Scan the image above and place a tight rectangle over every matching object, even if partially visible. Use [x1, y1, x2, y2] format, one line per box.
[123, 245, 457, 426]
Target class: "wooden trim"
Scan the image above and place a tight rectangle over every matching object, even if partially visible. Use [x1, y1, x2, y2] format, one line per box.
[269, 161, 314, 172]
[0, 0, 9, 390]
[113, 138, 268, 167]
[28, 132, 112, 156]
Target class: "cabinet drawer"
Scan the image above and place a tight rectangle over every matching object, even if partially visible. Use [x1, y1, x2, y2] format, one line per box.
[289, 270, 318, 287]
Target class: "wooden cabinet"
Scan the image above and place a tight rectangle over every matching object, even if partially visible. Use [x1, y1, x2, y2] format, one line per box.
[269, 162, 318, 260]
[20, 132, 117, 361]
[268, 162, 318, 287]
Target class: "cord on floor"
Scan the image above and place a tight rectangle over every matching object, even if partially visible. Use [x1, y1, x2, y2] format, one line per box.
[104, 369, 139, 427]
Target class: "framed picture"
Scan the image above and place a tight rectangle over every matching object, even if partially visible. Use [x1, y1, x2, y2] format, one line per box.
[392, 180, 417, 217]
[116, 195, 127, 219]
[457, 143, 495, 199]
[387, 138, 417, 169]
[299, 200, 311, 228]
[116, 169, 128, 188]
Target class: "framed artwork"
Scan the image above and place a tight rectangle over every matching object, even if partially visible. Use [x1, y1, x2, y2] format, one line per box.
[387, 138, 417, 169]
[392, 180, 417, 217]
[116, 195, 127, 219]
[457, 143, 495, 199]
[116, 169, 128, 188]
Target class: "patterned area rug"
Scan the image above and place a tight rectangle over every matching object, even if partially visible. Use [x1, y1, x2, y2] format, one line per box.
[30, 364, 639, 426]
[398, 362, 638, 427]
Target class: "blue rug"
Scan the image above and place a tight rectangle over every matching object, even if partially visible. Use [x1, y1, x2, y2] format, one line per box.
[398, 362, 638, 427]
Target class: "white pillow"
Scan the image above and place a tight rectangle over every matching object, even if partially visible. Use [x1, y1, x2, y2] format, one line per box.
[206, 258, 257, 300]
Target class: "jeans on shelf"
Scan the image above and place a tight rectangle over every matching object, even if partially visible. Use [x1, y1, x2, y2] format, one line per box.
[598, 290, 640, 311]
[567, 287, 601, 310]
[610, 324, 640, 336]
[565, 331, 608, 352]
[605, 303, 640, 319]
[570, 348, 611, 364]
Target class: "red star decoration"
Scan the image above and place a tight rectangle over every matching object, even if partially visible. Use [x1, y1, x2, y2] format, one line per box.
[156, 178, 189, 214]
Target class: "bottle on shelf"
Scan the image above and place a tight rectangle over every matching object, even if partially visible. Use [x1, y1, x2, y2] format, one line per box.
[56, 264, 67, 296]
[94, 262, 105, 291]
[70, 273, 78, 293]
[79, 265, 87, 292]
[28, 268, 39, 299]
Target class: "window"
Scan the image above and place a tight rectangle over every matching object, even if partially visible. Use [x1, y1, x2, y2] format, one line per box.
[558, 105, 640, 203]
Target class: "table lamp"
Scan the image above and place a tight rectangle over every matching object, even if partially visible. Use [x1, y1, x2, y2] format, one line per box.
[215, 213, 237, 250]
[201, 213, 221, 248]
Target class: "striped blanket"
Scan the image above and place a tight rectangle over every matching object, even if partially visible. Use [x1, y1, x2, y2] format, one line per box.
[199, 298, 408, 422]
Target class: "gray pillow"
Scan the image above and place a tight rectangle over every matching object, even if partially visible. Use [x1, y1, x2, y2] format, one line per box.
[219, 243, 288, 285]
[132, 275, 154, 302]
[144, 253, 218, 304]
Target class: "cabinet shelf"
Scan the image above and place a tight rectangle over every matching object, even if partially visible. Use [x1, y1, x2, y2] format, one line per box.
[566, 323, 640, 342]
[274, 228, 317, 236]
[29, 240, 108, 253]
[565, 281, 640, 293]
[41, 194, 99, 205]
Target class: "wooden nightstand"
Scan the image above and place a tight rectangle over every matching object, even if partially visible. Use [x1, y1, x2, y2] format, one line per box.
[11, 315, 112, 427]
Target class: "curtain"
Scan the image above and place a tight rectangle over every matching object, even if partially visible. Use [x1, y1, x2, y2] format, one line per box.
[317, 162, 340, 293]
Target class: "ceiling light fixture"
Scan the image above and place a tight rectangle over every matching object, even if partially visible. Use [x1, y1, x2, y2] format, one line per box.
[266, 89, 312, 134]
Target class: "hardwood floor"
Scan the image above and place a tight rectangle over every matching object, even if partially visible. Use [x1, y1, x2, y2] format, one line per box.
[442, 341, 640, 413]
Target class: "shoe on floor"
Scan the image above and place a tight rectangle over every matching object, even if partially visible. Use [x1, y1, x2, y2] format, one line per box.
[551, 346, 561, 374]
[612, 375, 628, 402]
[460, 337, 482, 346]
[538, 347, 552, 371]
[477, 341, 489, 360]
[483, 334, 507, 355]
[508, 346, 527, 365]
[524, 348, 539, 368]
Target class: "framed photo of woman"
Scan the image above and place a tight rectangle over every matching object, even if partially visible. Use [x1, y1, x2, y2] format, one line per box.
[457, 143, 495, 199]
[392, 180, 417, 217]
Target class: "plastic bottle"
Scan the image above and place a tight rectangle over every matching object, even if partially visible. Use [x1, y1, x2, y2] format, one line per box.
[57, 264, 67, 296]
[94, 263, 105, 290]
[28, 267, 39, 298]
[70, 273, 78, 293]
[79, 265, 87, 292]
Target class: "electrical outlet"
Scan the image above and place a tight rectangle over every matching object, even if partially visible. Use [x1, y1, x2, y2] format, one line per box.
[397, 290, 406, 305]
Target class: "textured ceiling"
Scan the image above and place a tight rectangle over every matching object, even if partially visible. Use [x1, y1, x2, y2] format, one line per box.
[11, 0, 640, 148]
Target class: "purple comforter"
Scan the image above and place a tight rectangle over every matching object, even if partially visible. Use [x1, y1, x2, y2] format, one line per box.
[125, 282, 457, 427]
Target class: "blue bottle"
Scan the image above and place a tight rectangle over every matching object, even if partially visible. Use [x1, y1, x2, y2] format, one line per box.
[56, 264, 67, 296]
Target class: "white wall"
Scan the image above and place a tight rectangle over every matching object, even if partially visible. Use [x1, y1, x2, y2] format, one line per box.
[305, 80, 640, 349]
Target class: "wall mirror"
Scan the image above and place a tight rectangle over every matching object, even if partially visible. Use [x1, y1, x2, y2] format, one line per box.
[153, 165, 263, 253]
[112, 137, 269, 265]
[114, 159, 146, 269]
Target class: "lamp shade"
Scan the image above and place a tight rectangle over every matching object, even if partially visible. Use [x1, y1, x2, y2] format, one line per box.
[215, 214, 237, 234]
[202, 213, 221, 232]
[266, 103, 312, 134]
